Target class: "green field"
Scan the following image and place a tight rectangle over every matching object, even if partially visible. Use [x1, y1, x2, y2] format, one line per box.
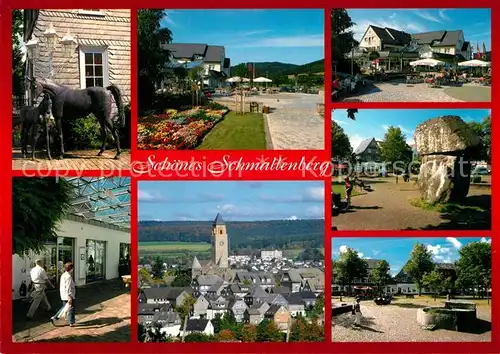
[139, 242, 323, 260]
[139, 241, 211, 253]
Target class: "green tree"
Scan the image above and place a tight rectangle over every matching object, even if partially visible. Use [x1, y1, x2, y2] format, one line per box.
[178, 294, 197, 342]
[256, 319, 283, 342]
[379, 126, 412, 171]
[422, 269, 451, 300]
[332, 248, 368, 296]
[371, 260, 391, 295]
[171, 269, 192, 287]
[331, 9, 358, 74]
[239, 324, 257, 342]
[313, 293, 324, 316]
[289, 318, 324, 342]
[332, 120, 353, 161]
[468, 116, 491, 163]
[142, 323, 171, 342]
[139, 266, 153, 288]
[138, 10, 173, 113]
[455, 241, 491, 302]
[13, 178, 73, 256]
[403, 244, 435, 295]
[12, 10, 25, 98]
[231, 63, 248, 78]
[151, 256, 164, 279]
[184, 332, 214, 342]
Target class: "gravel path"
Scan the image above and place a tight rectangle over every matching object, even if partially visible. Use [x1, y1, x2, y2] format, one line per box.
[332, 299, 491, 342]
[217, 93, 324, 150]
[333, 178, 442, 230]
[332, 177, 491, 230]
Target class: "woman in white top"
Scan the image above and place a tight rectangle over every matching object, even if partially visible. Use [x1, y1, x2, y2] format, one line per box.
[51, 262, 76, 326]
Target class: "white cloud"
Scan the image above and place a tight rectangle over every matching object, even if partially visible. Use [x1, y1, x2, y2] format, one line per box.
[414, 11, 442, 23]
[334, 119, 350, 126]
[389, 13, 397, 19]
[373, 250, 381, 256]
[239, 29, 272, 36]
[351, 18, 426, 41]
[305, 205, 324, 219]
[427, 244, 454, 263]
[286, 215, 298, 220]
[446, 237, 463, 249]
[235, 34, 324, 48]
[138, 190, 165, 202]
[438, 9, 451, 21]
[349, 134, 367, 152]
[305, 186, 324, 201]
[358, 252, 364, 258]
[339, 245, 348, 253]
[480, 237, 491, 244]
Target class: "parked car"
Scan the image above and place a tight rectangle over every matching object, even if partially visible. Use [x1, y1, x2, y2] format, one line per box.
[473, 166, 490, 175]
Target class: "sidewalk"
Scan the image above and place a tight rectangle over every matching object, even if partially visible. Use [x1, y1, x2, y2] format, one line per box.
[13, 279, 130, 342]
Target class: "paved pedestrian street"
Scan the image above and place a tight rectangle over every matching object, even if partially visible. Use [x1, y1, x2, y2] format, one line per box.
[13, 279, 130, 342]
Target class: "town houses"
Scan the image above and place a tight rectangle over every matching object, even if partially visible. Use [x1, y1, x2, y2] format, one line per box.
[137, 214, 325, 340]
[350, 25, 478, 72]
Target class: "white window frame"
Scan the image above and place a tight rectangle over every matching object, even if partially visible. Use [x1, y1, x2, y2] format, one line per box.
[79, 46, 109, 89]
[78, 9, 106, 16]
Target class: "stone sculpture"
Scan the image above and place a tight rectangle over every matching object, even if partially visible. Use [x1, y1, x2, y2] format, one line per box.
[414, 116, 480, 204]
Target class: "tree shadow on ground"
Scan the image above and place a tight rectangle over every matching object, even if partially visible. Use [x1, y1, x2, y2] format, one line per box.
[391, 303, 427, 309]
[406, 194, 491, 230]
[75, 316, 126, 329]
[470, 319, 492, 335]
[33, 324, 131, 342]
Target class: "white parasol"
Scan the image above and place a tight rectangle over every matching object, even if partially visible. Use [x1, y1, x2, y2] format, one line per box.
[409, 58, 445, 67]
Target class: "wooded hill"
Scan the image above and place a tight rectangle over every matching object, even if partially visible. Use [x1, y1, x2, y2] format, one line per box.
[230, 59, 324, 76]
[139, 219, 324, 249]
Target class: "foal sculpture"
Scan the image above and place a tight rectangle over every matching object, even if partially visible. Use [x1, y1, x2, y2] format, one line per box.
[20, 93, 54, 160]
[31, 78, 125, 159]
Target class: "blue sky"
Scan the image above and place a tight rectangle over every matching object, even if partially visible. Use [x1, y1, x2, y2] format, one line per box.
[138, 181, 324, 221]
[161, 10, 324, 65]
[347, 9, 491, 52]
[332, 237, 491, 275]
[333, 109, 490, 151]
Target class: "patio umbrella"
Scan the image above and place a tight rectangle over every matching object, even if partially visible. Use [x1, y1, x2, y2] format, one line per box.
[409, 58, 445, 67]
[458, 59, 491, 67]
[253, 77, 272, 83]
[226, 76, 242, 82]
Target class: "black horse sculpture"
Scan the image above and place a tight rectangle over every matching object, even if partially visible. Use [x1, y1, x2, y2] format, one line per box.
[31, 78, 125, 159]
[20, 93, 54, 160]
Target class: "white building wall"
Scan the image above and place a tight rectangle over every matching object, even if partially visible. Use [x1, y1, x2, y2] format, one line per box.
[12, 218, 130, 300]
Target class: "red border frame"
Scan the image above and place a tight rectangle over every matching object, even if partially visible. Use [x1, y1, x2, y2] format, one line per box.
[0, 2, 497, 353]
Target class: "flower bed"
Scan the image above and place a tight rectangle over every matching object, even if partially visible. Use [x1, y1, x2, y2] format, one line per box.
[137, 105, 229, 149]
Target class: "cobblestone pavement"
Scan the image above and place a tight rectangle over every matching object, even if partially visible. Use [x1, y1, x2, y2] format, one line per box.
[13, 149, 131, 171]
[332, 177, 491, 230]
[342, 82, 462, 102]
[216, 93, 324, 150]
[332, 298, 491, 342]
[25, 294, 130, 342]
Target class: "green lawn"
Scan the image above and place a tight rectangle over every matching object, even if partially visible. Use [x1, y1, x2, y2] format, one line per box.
[283, 248, 324, 259]
[197, 111, 266, 150]
[139, 241, 211, 253]
[332, 182, 361, 197]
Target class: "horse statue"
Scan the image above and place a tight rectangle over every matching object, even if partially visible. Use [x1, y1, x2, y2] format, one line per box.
[20, 92, 54, 160]
[30, 78, 125, 159]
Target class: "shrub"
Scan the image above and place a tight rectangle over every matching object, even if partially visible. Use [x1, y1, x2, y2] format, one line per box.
[63, 114, 102, 150]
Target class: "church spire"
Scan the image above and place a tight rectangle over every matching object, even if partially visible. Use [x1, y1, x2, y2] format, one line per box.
[213, 213, 225, 226]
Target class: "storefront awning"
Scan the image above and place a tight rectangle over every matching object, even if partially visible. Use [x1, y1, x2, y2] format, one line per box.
[65, 177, 131, 230]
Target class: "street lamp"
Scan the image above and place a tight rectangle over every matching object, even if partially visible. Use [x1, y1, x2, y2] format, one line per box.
[60, 30, 77, 56]
[43, 23, 57, 51]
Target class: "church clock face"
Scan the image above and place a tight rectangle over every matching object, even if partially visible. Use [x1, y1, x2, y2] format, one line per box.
[219, 241, 224, 246]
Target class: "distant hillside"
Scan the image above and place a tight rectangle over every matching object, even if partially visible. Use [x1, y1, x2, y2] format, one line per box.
[231, 59, 324, 76]
[139, 219, 324, 249]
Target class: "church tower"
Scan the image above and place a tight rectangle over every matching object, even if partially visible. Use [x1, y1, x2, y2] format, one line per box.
[211, 213, 228, 269]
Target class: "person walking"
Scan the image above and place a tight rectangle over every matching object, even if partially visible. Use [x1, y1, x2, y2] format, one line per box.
[51, 262, 76, 327]
[353, 297, 362, 327]
[26, 259, 54, 319]
[345, 177, 353, 208]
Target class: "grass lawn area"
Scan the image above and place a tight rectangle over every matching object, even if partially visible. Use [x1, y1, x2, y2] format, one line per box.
[332, 182, 361, 197]
[197, 111, 266, 150]
[139, 241, 210, 253]
[283, 248, 324, 259]
[409, 198, 487, 213]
